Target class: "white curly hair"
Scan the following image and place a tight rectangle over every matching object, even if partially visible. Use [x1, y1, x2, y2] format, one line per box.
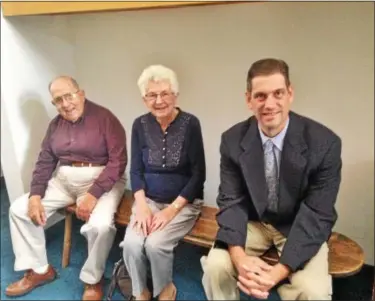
[137, 64, 179, 97]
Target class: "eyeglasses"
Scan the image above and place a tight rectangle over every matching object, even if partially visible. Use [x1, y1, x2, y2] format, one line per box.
[144, 91, 174, 102]
[51, 91, 80, 107]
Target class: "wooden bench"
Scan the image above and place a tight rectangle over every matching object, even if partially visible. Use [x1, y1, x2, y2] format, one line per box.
[61, 190, 365, 279]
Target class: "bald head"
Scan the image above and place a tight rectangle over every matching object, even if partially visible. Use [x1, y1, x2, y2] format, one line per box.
[49, 75, 85, 122]
[48, 75, 80, 93]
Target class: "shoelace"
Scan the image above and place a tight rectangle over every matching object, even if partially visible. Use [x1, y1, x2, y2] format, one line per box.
[24, 270, 34, 280]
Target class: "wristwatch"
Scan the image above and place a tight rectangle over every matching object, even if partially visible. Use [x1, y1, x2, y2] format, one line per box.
[171, 202, 181, 210]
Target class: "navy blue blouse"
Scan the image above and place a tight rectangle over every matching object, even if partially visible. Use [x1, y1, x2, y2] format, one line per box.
[130, 109, 206, 204]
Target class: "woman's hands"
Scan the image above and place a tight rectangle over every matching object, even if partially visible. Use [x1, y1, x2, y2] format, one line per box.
[133, 199, 153, 236]
[132, 192, 187, 236]
[149, 206, 178, 233]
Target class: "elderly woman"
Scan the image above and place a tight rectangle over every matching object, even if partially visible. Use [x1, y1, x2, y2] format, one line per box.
[122, 65, 206, 300]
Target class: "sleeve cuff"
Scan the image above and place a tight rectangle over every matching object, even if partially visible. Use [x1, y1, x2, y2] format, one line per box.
[29, 185, 47, 199]
[279, 249, 303, 272]
[179, 191, 195, 203]
[130, 177, 145, 194]
[216, 227, 247, 248]
[88, 184, 105, 200]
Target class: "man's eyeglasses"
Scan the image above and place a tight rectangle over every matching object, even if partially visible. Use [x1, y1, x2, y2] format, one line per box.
[144, 91, 174, 102]
[51, 91, 80, 107]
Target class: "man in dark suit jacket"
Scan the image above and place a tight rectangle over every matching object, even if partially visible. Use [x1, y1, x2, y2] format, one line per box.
[201, 58, 342, 300]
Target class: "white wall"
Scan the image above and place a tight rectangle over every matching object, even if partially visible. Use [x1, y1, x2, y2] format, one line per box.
[1, 11, 76, 201]
[1, 2, 374, 264]
[1, 11, 77, 226]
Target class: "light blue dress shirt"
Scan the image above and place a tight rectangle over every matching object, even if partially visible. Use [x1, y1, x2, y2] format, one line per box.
[258, 117, 290, 174]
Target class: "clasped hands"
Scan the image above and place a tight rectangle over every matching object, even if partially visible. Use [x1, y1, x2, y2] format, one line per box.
[235, 255, 289, 299]
[133, 201, 177, 236]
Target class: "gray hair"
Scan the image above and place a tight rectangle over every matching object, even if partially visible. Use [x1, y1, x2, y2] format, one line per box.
[137, 65, 179, 97]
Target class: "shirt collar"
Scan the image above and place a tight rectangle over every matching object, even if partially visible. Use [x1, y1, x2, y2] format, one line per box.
[258, 117, 290, 151]
[81, 98, 91, 119]
[73, 98, 91, 123]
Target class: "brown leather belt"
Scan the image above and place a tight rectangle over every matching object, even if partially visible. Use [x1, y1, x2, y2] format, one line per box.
[71, 162, 103, 167]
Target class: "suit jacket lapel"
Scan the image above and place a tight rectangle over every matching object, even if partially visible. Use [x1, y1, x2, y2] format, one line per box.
[278, 112, 308, 217]
[238, 112, 308, 220]
[239, 118, 269, 218]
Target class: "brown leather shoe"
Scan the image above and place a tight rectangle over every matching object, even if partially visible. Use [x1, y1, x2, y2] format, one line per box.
[82, 281, 103, 300]
[5, 265, 56, 297]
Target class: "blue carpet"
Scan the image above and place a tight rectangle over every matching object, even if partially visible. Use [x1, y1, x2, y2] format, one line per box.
[0, 178, 373, 300]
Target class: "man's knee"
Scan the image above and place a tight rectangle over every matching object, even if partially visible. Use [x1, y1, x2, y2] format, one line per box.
[295, 243, 331, 299]
[284, 269, 332, 300]
[87, 205, 116, 232]
[9, 193, 29, 220]
[202, 248, 235, 280]
[300, 287, 331, 300]
[85, 215, 116, 238]
[291, 279, 332, 300]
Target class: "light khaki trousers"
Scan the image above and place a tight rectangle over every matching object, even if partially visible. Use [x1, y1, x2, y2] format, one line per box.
[9, 166, 126, 284]
[121, 198, 203, 297]
[201, 221, 332, 300]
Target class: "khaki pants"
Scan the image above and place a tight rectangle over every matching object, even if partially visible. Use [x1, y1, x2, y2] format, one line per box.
[201, 221, 332, 300]
[9, 166, 126, 284]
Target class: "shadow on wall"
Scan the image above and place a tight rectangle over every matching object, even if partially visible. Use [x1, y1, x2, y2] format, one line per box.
[19, 93, 51, 193]
[335, 160, 374, 262]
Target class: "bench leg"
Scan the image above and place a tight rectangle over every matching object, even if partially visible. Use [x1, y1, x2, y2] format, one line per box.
[62, 212, 73, 268]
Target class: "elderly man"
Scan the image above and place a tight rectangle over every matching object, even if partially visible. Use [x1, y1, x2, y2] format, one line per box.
[201, 58, 342, 300]
[5, 76, 127, 300]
